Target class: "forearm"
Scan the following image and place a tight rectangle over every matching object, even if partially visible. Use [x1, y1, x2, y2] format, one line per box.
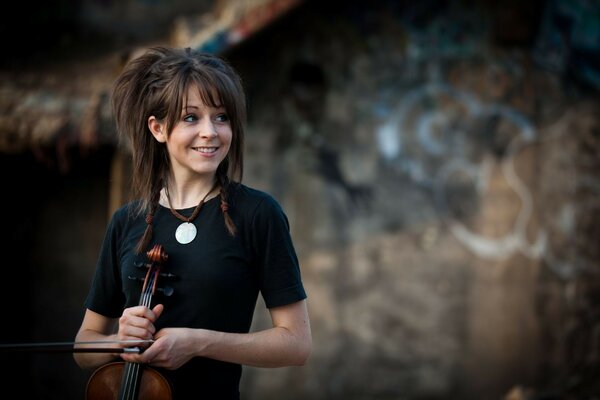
[73, 329, 120, 369]
[196, 326, 311, 368]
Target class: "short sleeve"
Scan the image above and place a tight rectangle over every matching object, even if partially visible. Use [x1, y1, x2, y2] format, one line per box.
[250, 195, 306, 308]
[84, 208, 127, 318]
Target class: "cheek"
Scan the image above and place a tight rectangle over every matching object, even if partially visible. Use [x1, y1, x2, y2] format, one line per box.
[222, 141, 232, 159]
[221, 129, 233, 149]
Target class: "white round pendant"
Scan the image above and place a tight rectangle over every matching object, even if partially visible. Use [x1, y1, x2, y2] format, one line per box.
[175, 222, 197, 244]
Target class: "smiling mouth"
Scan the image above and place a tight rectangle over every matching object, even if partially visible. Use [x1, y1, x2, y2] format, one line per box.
[192, 146, 218, 154]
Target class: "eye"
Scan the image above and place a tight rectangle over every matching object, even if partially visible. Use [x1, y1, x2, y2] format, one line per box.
[215, 113, 229, 123]
[183, 114, 197, 122]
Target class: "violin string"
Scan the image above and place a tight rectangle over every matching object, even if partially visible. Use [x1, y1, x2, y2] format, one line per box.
[122, 363, 132, 400]
[122, 268, 158, 399]
[135, 270, 156, 396]
[128, 363, 139, 400]
[125, 274, 151, 399]
[136, 269, 158, 395]
[127, 363, 138, 399]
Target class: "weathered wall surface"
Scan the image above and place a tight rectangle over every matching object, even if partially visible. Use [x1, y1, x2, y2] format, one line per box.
[227, 1, 600, 399]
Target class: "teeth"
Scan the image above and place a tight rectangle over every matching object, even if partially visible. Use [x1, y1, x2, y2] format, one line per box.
[194, 147, 217, 153]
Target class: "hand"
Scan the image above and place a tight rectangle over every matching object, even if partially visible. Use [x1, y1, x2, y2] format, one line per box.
[122, 327, 200, 370]
[117, 304, 164, 346]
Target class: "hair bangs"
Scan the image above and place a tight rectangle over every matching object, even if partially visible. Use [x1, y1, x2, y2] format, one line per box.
[187, 69, 243, 123]
[188, 72, 223, 108]
[161, 70, 188, 137]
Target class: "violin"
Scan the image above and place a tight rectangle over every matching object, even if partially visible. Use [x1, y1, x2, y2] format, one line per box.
[85, 243, 173, 400]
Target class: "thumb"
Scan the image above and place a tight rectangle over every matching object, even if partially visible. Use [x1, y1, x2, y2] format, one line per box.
[152, 304, 165, 320]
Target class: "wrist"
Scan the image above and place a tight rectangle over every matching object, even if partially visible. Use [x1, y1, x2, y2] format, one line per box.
[192, 328, 221, 358]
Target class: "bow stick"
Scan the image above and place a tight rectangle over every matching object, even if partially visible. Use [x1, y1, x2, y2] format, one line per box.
[0, 340, 154, 353]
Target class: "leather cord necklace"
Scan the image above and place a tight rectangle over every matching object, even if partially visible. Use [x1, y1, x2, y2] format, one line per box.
[166, 183, 217, 245]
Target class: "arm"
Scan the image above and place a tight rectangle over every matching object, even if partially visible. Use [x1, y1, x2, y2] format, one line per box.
[73, 309, 120, 369]
[73, 304, 164, 369]
[203, 299, 311, 367]
[122, 299, 311, 369]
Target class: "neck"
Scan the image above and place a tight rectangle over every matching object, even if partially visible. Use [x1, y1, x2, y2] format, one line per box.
[162, 178, 217, 209]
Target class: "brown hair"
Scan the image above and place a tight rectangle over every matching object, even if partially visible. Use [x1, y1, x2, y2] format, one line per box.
[111, 46, 245, 252]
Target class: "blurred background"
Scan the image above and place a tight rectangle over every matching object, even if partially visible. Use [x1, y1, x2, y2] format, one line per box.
[0, 0, 599, 399]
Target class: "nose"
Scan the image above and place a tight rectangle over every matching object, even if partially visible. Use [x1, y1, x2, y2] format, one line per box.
[199, 119, 218, 138]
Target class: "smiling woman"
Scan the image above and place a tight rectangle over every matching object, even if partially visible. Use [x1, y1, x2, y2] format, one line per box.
[73, 46, 311, 400]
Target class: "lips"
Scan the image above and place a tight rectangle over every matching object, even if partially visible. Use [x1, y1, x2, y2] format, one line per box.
[192, 146, 218, 154]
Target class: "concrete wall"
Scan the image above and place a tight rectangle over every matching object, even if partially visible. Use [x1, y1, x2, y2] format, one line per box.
[226, 1, 600, 399]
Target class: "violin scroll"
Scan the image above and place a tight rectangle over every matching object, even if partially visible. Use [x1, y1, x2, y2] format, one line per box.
[147, 244, 168, 265]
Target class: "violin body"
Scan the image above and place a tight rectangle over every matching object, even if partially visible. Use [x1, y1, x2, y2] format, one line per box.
[86, 361, 172, 400]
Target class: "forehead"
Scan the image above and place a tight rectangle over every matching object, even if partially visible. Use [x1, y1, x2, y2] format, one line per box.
[183, 84, 222, 108]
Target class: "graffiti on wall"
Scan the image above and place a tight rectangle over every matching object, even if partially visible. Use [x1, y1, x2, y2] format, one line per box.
[373, 78, 596, 279]
[376, 82, 545, 258]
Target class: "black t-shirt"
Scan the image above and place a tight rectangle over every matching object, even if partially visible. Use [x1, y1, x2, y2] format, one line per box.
[84, 184, 307, 399]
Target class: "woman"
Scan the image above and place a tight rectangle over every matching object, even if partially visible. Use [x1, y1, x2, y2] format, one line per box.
[74, 46, 311, 399]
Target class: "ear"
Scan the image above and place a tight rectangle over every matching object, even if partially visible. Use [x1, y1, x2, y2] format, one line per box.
[148, 116, 167, 143]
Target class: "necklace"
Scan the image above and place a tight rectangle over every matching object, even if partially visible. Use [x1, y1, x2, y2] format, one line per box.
[166, 185, 215, 245]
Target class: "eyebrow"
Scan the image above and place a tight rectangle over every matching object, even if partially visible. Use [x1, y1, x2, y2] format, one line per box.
[182, 104, 224, 111]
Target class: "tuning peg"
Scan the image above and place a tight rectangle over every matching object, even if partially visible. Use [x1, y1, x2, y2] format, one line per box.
[128, 275, 144, 282]
[134, 261, 149, 269]
[157, 286, 174, 297]
[159, 272, 176, 279]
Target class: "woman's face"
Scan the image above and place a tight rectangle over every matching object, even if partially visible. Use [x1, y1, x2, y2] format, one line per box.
[149, 85, 232, 182]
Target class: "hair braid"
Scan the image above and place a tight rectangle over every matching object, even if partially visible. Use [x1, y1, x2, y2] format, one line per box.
[217, 171, 236, 236]
[135, 185, 162, 254]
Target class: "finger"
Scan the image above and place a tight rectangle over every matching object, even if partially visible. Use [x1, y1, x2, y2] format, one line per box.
[120, 311, 157, 333]
[121, 325, 155, 341]
[151, 304, 164, 321]
[120, 353, 144, 363]
[124, 305, 151, 318]
[138, 306, 160, 322]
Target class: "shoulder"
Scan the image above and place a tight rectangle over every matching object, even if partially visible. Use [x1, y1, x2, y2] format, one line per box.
[230, 184, 283, 213]
[108, 200, 143, 228]
[229, 184, 289, 227]
[112, 200, 140, 217]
